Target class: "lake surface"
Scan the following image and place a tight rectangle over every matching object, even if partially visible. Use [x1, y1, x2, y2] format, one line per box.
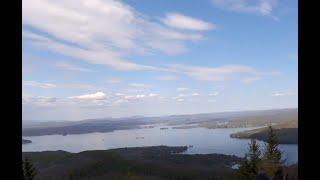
[22, 125, 298, 165]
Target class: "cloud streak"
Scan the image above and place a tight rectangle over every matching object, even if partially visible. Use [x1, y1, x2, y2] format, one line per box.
[162, 13, 214, 31]
[272, 92, 296, 97]
[128, 83, 152, 88]
[23, 81, 57, 89]
[56, 61, 95, 72]
[211, 0, 278, 18]
[23, 0, 214, 71]
[69, 92, 107, 100]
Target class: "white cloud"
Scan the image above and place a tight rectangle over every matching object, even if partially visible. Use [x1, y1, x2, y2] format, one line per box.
[208, 99, 216, 103]
[128, 83, 152, 88]
[24, 31, 156, 71]
[23, 81, 57, 89]
[23, 0, 279, 82]
[24, 80, 99, 91]
[69, 92, 107, 100]
[23, 91, 163, 108]
[177, 94, 187, 97]
[211, 0, 278, 18]
[107, 78, 123, 84]
[23, 0, 213, 72]
[121, 93, 160, 102]
[115, 93, 125, 96]
[209, 92, 219, 96]
[112, 98, 129, 106]
[61, 83, 98, 90]
[171, 93, 200, 101]
[156, 75, 178, 81]
[56, 61, 94, 72]
[177, 87, 189, 92]
[22, 0, 282, 90]
[271, 92, 296, 97]
[176, 98, 185, 102]
[162, 13, 214, 31]
[148, 93, 158, 97]
[23, 95, 57, 106]
[241, 77, 261, 84]
[171, 64, 254, 81]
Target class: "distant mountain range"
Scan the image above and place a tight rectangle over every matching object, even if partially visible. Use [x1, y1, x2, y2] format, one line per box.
[22, 108, 297, 137]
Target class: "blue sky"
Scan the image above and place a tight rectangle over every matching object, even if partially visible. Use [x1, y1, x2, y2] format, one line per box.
[22, 0, 297, 121]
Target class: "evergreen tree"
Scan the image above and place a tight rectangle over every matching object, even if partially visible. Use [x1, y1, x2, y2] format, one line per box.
[236, 155, 251, 180]
[22, 159, 25, 180]
[124, 171, 136, 180]
[236, 139, 262, 180]
[261, 126, 283, 179]
[68, 171, 76, 180]
[248, 139, 261, 174]
[23, 157, 37, 180]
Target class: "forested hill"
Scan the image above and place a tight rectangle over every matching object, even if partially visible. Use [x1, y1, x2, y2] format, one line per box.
[22, 146, 241, 180]
[230, 120, 298, 144]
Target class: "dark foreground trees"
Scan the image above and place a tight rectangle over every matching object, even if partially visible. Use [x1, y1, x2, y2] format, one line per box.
[236, 139, 261, 180]
[22, 157, 37, 180]
[236, 126, 289, 180]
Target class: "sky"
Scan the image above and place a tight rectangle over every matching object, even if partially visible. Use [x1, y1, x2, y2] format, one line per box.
[22, 0, 298, 121]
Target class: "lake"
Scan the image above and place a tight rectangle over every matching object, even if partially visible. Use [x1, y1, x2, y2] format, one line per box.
[22, 125, 298, 165]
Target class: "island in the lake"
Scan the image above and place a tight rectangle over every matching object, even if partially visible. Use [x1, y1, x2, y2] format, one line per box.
[22, 139, 32, 144]
[22, 146, 298, 180]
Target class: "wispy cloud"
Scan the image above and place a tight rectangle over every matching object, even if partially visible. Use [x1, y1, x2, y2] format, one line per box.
[192, 92, 200, 96]
[69, 92, 107, 100]
[211, 0, 278, 19]
[209, 92, 219, 96]
[22, 0, 280, 83]
[241, 77, 261, 84]
[128, 83, 152, 88]
[23, 0, 215, 72]
[177, 87, 190, 92]
[271, 91, 296, 97]
[23, 95, 57, 106]
[56, 61, 95, 72]
[106, 78, 123, 84]
[23, 81, 57, 89]
[155, 75, 179, 81]
[23, 80, 99, 91]
[170, 64, 254, 81]
[162, 13, 215, 31]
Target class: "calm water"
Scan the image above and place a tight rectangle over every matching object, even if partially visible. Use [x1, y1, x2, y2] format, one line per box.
[22, 125, 298, 165]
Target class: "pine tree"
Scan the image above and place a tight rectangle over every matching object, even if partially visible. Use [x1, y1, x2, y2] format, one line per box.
[236, 139, 262, 180]
[68, 171, 76, 180]
[262, 126, 283, 179]
[23, 157, 37, 180]
[22, 159, 25, 180]
[248, 139, 261, 175]
[236, 155, 251, 180]
[124, 171, 136, 180]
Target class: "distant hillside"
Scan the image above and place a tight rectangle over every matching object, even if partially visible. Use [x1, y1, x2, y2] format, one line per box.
[22, 146, 241, 180]
[22, 139, 32, 144]
[22, 108, 297, 136]
[230, 120, 298, 144]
